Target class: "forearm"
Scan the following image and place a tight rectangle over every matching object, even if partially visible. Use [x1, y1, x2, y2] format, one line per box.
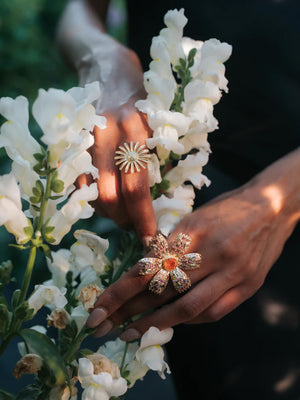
[57, 0, 144, 112]
[246, 148, 300, 235]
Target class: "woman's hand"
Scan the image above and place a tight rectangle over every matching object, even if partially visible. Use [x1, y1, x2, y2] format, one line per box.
[86, 149, 300, 339]
[58, 0, 157, 244]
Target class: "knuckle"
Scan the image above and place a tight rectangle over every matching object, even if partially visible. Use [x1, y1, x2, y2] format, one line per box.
[177, 299, 200, 321]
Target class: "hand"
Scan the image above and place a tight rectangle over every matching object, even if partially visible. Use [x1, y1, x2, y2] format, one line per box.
[86, 171, 298, 340]
[77, 45, 157, 244]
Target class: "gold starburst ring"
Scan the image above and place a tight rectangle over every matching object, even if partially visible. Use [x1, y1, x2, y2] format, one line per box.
[114, 141, 150, 173]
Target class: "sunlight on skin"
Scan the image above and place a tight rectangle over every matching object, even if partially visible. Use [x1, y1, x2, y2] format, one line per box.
[274, 368, 300, 393]
[262, 185, 283, 214]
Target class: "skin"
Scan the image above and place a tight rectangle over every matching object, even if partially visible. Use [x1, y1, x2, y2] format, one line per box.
[58, 1, 300, 340]
[87, 148, 300, 339]
[58, 0, 157, 244]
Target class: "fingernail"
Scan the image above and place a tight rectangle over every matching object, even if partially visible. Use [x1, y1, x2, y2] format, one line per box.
[120, 328, 141, 342]
[87, 307, 108, 328]
[94, 320, 114, 337]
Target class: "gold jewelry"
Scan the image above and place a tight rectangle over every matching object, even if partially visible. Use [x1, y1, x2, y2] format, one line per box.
[114, 141, 150, 173]
[138, 233, 201, 295]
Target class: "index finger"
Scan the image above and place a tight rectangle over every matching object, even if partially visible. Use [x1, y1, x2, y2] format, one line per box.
[86, 266, 150, 328]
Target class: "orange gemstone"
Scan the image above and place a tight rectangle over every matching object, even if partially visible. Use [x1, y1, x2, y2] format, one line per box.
[163, 257, 177, 271]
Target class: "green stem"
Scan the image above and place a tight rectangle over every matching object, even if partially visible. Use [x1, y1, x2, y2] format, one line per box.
[112, 234, 139, 283]
[63, 327, 88, 364]
[37, 170, 52, 232]
[19, 246, 37, 304]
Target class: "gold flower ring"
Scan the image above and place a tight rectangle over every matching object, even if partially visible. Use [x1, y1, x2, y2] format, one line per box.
[114, 141, 150, 173]
[138, 233, 201, 295]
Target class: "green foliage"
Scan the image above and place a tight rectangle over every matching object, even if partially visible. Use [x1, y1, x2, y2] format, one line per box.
[20, 329, 68, 386]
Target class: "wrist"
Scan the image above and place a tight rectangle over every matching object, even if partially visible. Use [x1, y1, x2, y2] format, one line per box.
[246, 149, 300, 234]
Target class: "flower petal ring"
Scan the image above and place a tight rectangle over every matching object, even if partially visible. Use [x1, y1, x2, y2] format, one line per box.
[114, 141, 150, 173]
[138, 233, 201, 295]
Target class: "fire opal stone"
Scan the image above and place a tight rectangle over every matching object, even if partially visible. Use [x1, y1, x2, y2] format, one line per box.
[163, 257, 177, 271]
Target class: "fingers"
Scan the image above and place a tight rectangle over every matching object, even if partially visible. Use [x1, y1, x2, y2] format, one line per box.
[187, 282, 258, 324]
[118, 271, 230, 341]
[119, 111, 157, 242]
[92, 119, 131, 227]
[86, 265, 151, 328]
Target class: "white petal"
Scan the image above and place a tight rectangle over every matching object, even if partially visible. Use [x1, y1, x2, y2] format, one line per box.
[140, 326, 174, 349]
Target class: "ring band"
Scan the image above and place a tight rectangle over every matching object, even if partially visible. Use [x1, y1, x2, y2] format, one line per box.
[138, 233, 201, 295]
[114, 141, 150, 173]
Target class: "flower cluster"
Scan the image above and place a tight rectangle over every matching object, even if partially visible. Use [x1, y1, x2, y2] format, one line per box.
[0, 82, 105, 245]
[136, 8, 232, 235]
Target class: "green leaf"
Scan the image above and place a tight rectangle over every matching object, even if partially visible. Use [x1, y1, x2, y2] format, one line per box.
[50, 178, 64, 194]
[0, 304, 9, 334]
[43, 225, 55, 235]
[45, 236, 56, 244]
[31, 204, 40, 212]
[36, 180, 44, 194]
[0, 388, 15, 400]
[24, 225, 33, 238]
[39, 244, 53, 262]
[33, 153, 45, 162]
[188, 47, 197, 67]
[32, 187, 41, 198]
[9, 244, 29, 250]
[49, 195, 62, 200]
[11, 289, 21, 309]
[15, 385, 42, 400]
[20, 329, 68, 386]
[29, 196, 40, 204]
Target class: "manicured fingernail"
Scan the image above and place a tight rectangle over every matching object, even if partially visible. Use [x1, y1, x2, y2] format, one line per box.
[94, 320, 114, 337]
[120, 328, 141, 342]
[87, 307, 107, 328]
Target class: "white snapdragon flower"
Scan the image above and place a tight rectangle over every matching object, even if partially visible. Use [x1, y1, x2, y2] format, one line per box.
[78, 357, 127, 400]
[45, 249, 73, 289]
[11, 159, 40, 198]
[99, 338, 138, 368]
[196, 38, 232, 92]
[32, 82, 106, 166]
[165, 152, 211, 192]
[152, 185, 195, 236]
[179, 123, 210, 153]
[71, 304, 89, 332]
[71, 229, 109, 274]
[160, 8, 187, 66]
[137, 70, 176, 115]
[147, 154, 162, 187]
[127, 327, 173, 386]
[0, 96, 41, 166]
[146, 111, 191, 163]
[28, 284, 67, 315]
[149, 36, 173, 78]
[48, 183, 98, 244]
[0, 173, 32, 243]
[56, 150, 98, 194]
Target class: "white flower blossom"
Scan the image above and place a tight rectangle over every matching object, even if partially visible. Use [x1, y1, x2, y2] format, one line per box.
[32, 82, 106, 166]
[71, 229, 109, 274]
[78, 358, 127, 400]
[0, 173, 32, 243]
[160, 8, 187, 66]
[48, 183, 98, 244]
[28, 285, 67, 315]
[127, 327, 173, 386]
[71, 304, 89, 332]
[147, 154, 162, 187]
[152, 185, 195, 236]
[165, 152, 211, 193]
[0, 96, 41, 167]
[45, 249, 73, 289]
[196, 38, 232, 92]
